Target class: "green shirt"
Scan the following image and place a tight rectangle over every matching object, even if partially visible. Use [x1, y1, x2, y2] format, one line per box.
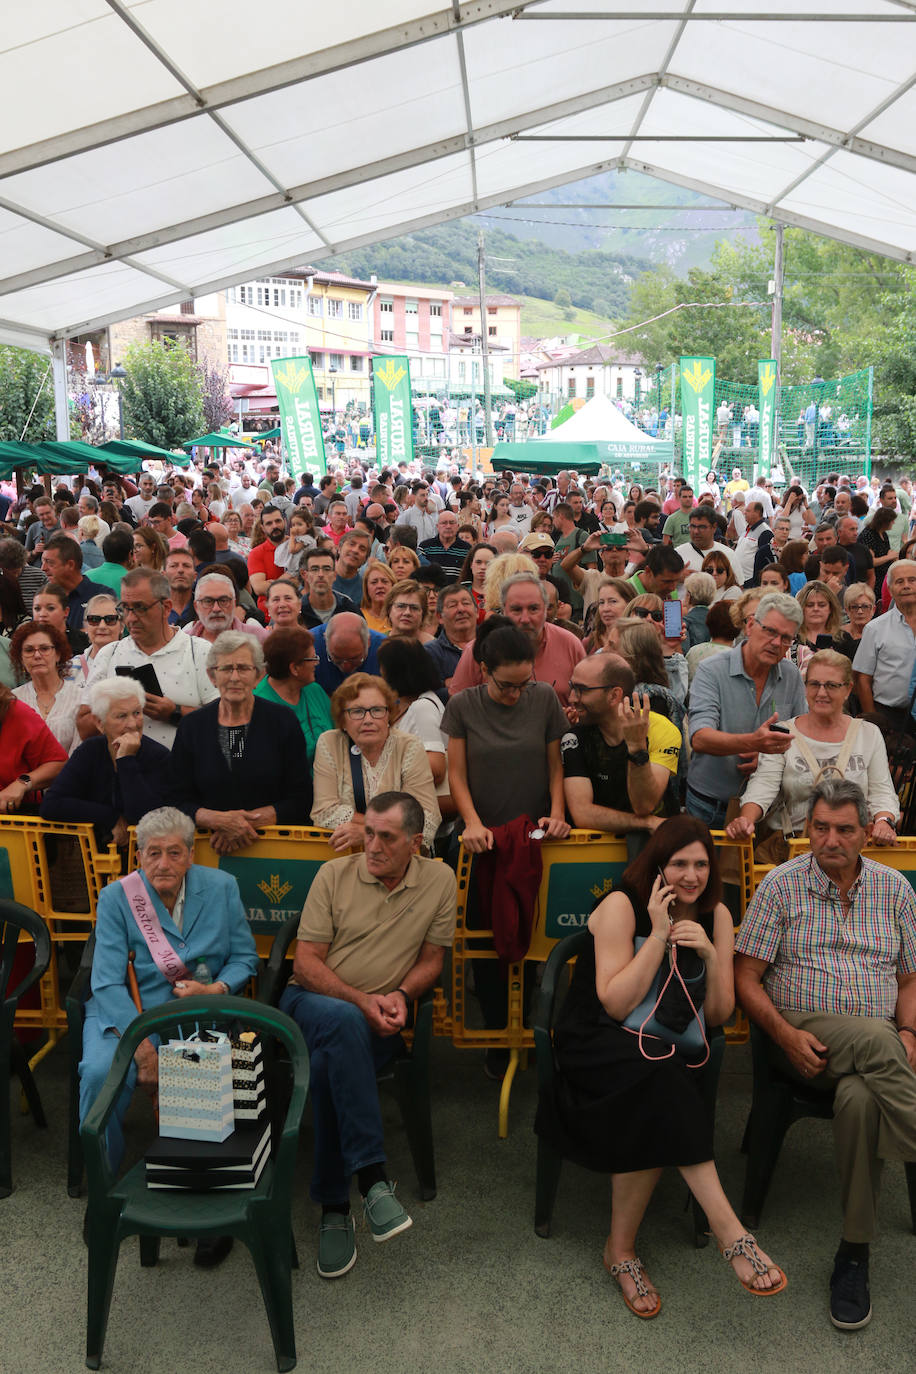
[662, 510, 693, 546]
[253, 677, 333, 764]
[90, 561, 128, 592]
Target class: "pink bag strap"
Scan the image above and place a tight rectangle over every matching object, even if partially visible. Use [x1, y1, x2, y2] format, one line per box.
[120, 871, 190, 987]
[634, 944, 710, 1068]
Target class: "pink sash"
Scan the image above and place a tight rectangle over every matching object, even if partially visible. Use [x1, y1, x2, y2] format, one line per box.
[121, 871, 191, 986]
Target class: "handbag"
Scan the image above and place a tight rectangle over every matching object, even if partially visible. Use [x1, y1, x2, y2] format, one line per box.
[158, 1028, 235, 1142]
[622, 937, 709, 1066]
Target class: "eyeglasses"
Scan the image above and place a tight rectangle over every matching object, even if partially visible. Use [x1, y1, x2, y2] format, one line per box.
[391, 602, 422, 614]
[808, 680, 846, 693]
[847, 601, 873, 613]
[755, 621, 796, 647]
[529, 549, 554, 560]
[632, 607, 664, 623]
[196, 595, 234, 610]
[85, 613, 121, 625]
[568, 681, 608, 697]
[490, 674, 535, 695]
[345, 705, 388, 720]
[213, 662, 258, 677]
[295, 655, 320, 666]
[116, 599, 164, 617]
[21, 644, 54, 656]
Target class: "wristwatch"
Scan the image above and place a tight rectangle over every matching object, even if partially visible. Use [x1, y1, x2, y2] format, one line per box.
[17, 774, 32, 788]
[168, 707, 183, 727]
[626, 749, 650, 766]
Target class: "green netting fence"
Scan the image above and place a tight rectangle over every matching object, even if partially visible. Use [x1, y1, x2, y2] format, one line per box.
[657, 363, 873, 490]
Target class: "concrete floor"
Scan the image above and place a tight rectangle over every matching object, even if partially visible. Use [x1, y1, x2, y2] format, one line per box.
[4, 1033, 915, 1374]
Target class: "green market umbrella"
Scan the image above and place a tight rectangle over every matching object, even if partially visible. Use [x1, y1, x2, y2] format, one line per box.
[0, 440, 90, 479]
[182, 431, 257, 451]
[97, 439, 191, 469]
[255, 427, 281, 441]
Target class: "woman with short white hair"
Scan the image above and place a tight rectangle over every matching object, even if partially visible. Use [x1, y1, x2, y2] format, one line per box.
[77, 514, 111, 570]
[75, 592, 122, 681]
[40, 676, 171, 845]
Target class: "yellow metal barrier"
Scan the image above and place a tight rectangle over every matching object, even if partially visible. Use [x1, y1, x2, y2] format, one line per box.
[127, 825, 336, 957]
[786, 835, 916, 886]
[0, 817, 121, 1038]
[440, 830, 754, 1137]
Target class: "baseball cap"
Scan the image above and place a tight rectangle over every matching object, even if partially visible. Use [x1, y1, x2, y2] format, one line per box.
[519, 532, 555, 553]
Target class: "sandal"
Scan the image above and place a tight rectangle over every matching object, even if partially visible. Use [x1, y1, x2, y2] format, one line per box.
[721, 1233, 788, 1296]
[603, 1255, 662, 1319]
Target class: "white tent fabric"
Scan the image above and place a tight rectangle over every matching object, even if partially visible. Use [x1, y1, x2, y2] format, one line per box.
[2, 2, 916, 353]
[535, 393, 668, 446]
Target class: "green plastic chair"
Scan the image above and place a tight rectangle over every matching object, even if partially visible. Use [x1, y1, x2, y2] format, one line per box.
[1, 899, 52, 1197]
[261, 913, 437, 1200]
[81, 995, 309, 1372]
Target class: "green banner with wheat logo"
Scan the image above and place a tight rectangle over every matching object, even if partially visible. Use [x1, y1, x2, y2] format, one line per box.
[271, 355, 327, 476]
[372, 356, 413, 467]
[757, 359, 777, 478]
[679, 356, 715, 488]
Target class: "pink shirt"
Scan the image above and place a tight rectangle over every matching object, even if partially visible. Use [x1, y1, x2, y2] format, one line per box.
[448, 621, 585, 708]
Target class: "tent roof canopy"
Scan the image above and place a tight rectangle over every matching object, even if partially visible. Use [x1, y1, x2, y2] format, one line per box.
[2, 3, 916, 352]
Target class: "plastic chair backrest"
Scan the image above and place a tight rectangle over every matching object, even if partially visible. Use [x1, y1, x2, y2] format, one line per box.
[0, 899, 51, 1010]
[80, 995, 308, 1197]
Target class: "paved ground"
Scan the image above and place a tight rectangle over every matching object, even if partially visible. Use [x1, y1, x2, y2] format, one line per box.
[5, 1032, 915, 1374]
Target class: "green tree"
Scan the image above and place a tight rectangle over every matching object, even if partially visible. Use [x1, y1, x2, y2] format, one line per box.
[553, 287, 572, 309]
[0, 345, 58, 443]
[870, 284, 916, 457]
[121, 339, 205, 448]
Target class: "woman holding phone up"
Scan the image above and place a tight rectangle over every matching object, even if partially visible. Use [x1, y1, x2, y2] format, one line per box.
[536, 817, 787, 1317]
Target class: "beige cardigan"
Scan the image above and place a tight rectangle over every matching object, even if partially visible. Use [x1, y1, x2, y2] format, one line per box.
[311, 727, 441, 850]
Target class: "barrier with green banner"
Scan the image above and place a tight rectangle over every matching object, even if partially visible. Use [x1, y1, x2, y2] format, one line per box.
[212, 855, 324, 938]
[372, 356, 414, 467]
[542, 860, 627, 939]
[271, 355, 327, 477]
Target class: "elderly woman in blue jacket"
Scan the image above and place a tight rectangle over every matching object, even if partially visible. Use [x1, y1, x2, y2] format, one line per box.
[78, 806, 260, 1177]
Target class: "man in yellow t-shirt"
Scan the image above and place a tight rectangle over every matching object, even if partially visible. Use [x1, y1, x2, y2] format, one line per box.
[724, 466, 749, 508]
[562, 653, 681, 833]
[281, 791, 455, 1278]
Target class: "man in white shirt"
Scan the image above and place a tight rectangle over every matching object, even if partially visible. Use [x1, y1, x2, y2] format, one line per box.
[678, 506, 743, 581]
[80, 568, 217, 747]
[394, 483, 440, 543]
[506, 482, 533, 535]
[745, 481, 775, 521]
[123, 473, 158, 523]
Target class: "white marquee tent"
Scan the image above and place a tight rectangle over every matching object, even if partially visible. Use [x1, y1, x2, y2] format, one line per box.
[3, 3, 916, 435]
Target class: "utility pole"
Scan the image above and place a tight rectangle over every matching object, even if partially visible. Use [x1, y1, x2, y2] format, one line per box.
[768, 222, 785, 477]
[477, 230, 494, 448]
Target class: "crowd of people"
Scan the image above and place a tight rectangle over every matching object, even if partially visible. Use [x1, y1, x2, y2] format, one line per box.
[4, 451, 914, 1323]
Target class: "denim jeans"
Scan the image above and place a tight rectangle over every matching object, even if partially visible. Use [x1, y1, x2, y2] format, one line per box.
[279, 985, 400, 1205]
[685, 786, 730, 831]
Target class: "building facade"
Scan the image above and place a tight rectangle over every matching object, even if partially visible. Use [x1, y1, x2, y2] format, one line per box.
[536, 342, 645, 409]
[450, 294, 521, 378]
[225, 268, 376, 415]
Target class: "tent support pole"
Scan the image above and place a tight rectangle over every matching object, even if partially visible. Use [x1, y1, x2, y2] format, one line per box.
[51, 340, 69, 441]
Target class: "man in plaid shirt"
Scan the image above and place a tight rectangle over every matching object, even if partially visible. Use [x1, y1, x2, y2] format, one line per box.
[735, 779, 916, 1332]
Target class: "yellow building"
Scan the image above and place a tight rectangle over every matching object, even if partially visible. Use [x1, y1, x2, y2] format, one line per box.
[451, 294, 521, 379]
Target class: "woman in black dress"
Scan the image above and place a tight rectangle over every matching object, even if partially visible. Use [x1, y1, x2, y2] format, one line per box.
[543, 816, 786, 1317]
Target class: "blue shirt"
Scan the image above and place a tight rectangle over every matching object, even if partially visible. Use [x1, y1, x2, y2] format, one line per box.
[311, 622, 385, 696]
[687, 643, 806, 803]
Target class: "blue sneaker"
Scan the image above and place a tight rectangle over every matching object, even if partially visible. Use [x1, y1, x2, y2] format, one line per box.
[830, 1255, 871, 1330]
[317, 1212, 356, 1279]
[362, 1181, 412, 1243]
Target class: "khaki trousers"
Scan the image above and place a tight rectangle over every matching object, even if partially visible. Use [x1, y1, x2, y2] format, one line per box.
[781, 1012, 916, 1243]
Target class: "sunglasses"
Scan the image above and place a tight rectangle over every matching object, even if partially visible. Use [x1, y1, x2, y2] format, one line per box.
[529, 549, 554, 560]
[85, 613, 121, 626]
[632, 607, 663, 623]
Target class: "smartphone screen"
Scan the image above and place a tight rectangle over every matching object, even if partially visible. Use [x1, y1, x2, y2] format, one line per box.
[662, 599, 682, 639]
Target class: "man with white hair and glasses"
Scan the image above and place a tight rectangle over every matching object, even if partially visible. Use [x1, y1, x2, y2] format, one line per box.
[183, 571, 267, 645]
[687, 592, 807, 828]
[853, 559, 916, 733]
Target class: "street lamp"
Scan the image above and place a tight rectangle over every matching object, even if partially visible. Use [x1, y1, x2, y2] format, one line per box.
[109, 363, 126, 440]
[633, 367, 642, 408]
[655, 362, 664, 433]
[328, 363, 338, 417]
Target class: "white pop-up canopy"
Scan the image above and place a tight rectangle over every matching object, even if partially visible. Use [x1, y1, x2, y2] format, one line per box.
[2, 2, 916, 373]
[536, 393, 663, 445]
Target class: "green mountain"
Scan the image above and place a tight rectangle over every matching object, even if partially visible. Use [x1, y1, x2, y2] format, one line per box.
[326, 220, 648, 321]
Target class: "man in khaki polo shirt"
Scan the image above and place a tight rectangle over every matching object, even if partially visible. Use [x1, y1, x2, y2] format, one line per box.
[280, 791, 456, 1280]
